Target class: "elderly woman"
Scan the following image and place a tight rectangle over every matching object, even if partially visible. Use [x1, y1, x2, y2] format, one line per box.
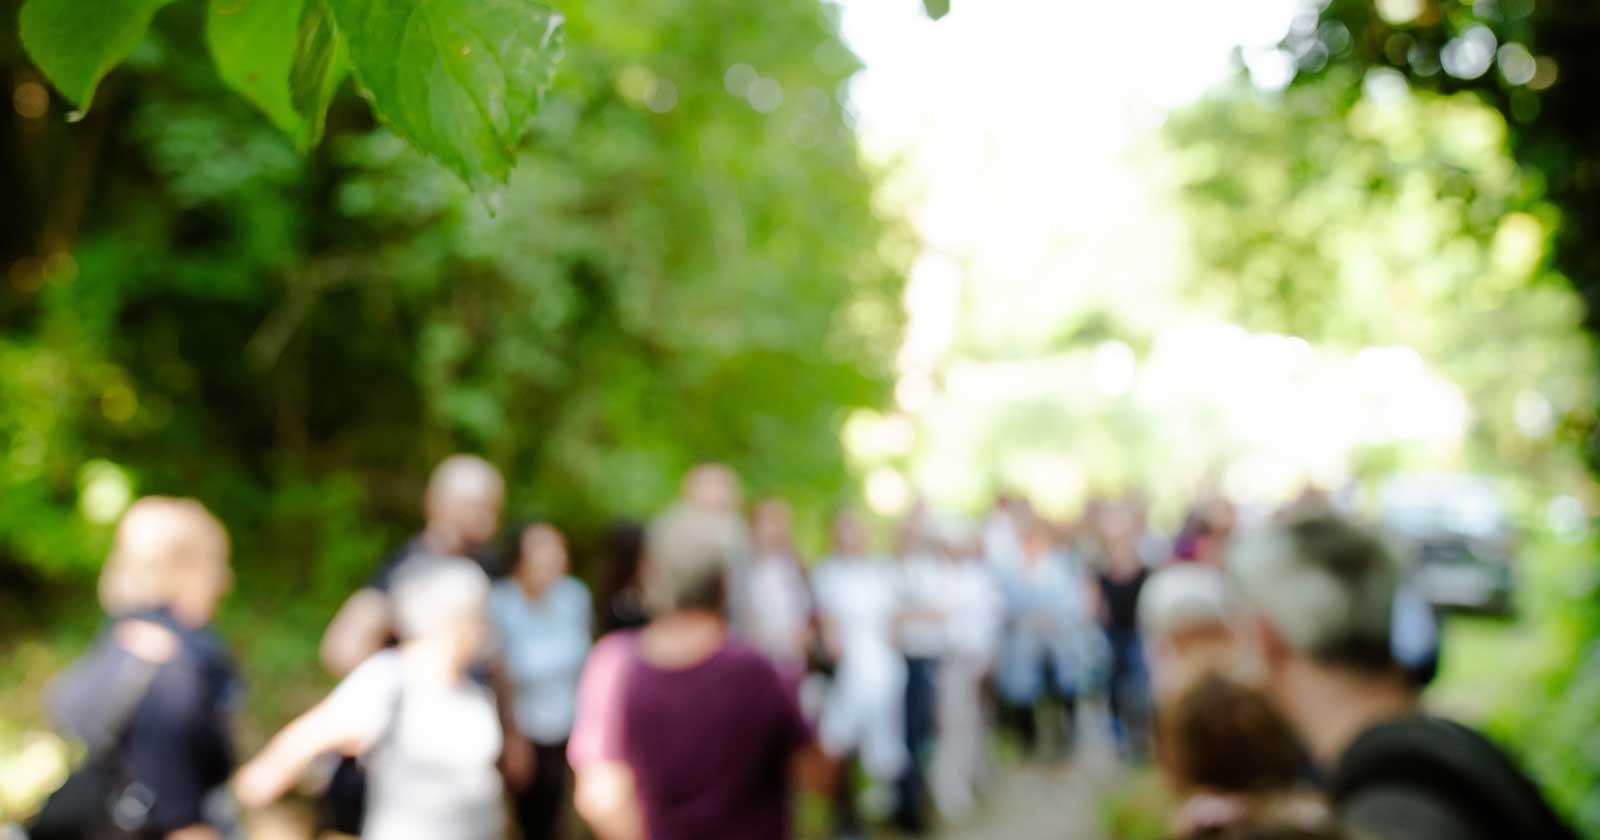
[40, 497, 239, 840]
[235, 557, 502, 840]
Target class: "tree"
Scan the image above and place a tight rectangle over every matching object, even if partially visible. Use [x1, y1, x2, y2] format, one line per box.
[0, 0, 905, 709]
[1167, 1, 1600, 827]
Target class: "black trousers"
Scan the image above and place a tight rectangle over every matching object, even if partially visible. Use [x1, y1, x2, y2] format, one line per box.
[893, 656, 938, 834]
[511, 739, 572, 840]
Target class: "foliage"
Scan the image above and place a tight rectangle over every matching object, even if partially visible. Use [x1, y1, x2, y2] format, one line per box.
[1258, 1, 1600, 831]
[17, 0, 565, 185]
[0, 0, 904, 659]
[1166, 7, 1600, 827]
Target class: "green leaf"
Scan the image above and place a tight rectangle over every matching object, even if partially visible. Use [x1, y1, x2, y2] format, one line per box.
[327, 0, 565, 190]
[207, 0, 347, 149]
[288, 0, 347, 146]
[19, 0, 175, 109]
[923, 0, 951, 20]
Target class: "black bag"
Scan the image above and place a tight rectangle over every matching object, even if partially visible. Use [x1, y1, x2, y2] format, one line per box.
[1329, 717, 1576, 840]
[26, 634, 160, 840]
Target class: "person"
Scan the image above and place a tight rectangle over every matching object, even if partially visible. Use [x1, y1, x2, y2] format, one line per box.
[1173, 498, 1236, 567]
[928, 525, 1003, 821]
[994, 514, 1094, 758]
[235, 557, 504, 840]
[319, 455, 506, 676]
[1155, 659, 1338, 840]
[1228, 512, 1576, 840]
[313, 455, 505, 833]
[1096, 509, 1152, 758]
[1138, 562, 1237, 699]
[810, 508, 909, 832]
[41, 497, 240, 840]
[743, 499, 813, 689]
[892, 513, 947, 834]
[567, 506, 828, 840]
[491, 523, 593, 840]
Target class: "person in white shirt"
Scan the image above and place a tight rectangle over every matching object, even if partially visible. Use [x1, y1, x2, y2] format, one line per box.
[929, 526, 1004, 820]
[236, 557, 503, 840]
[893, 514, 948, 834]
[812, 509, 907, 833]
[742, 498, 813, 689]
[490, 523, 593, 840]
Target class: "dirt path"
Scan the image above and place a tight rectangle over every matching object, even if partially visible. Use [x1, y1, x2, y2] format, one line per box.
[935, 704, 1126, 840]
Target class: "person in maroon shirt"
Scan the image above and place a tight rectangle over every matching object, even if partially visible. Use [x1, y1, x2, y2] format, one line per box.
[569, 506, 832, 840]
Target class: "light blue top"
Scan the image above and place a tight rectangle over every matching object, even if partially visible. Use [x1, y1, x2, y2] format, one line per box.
[489, 576, 592, 744]
[994, 552, 1098, 703]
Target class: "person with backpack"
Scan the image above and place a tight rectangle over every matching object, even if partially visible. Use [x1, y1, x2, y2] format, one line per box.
[234, 556, 503, 840]
[31, 497, 240, 840]
[1228, 512, 1576, 840]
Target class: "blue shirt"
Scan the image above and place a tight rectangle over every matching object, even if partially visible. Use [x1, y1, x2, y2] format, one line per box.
[490, 577, 593, 744]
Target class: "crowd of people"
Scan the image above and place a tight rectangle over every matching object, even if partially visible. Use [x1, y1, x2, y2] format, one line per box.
[23, 455, 1578, 840]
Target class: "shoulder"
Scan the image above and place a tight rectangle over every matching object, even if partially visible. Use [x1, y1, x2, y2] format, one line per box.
[716, 641, 788, 689]
[584, 631, 641, 673]
[1342, 783, 1492, 840]
[342, 649, 404, 692]
[556, 576, 593, 605]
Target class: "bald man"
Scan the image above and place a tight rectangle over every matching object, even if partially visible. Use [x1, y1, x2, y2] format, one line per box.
[314, 455, 506, 836]
[320, 455, 506, 676]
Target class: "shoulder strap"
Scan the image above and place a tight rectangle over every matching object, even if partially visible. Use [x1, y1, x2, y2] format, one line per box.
[52, 633, 163, 762]
[1330, 718, 1575, 840]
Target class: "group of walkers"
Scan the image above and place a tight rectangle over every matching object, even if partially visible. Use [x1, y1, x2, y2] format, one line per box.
[25, 455, 1579, 840]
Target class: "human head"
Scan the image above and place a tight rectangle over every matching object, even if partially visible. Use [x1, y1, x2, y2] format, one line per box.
[513, 523, 569, 596]
[1140, 564, 1238, 690]
[1157, 662, 1302, 797]
[1228, 513, 1403, 676]
[422, 455, 505, 554]
[830, 507, 870, 558]
[751, 498, 794, 556]
[682, 463, 742, 515]
[100, 497, 232, 627]
[390, 555, 491, 662]
[642, 506, 741, 616]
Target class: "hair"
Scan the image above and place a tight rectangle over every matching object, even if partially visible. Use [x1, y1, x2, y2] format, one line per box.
[1227, 513, 1400, 672]
[390, 555, 491, 640]
[425, 454, 504, 505]
[99, 497, 229, 615]
[1140, 564, 1235, 643]
[642, 506, 738, 615]
[1158, 665, 1304, 796]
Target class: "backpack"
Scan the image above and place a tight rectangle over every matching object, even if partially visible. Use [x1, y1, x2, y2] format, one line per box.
[27, 634, 161, 840]
[1328, 717, 1575, 840]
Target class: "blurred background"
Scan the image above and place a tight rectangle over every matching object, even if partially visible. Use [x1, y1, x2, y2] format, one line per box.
[3, 0, 1599, 835]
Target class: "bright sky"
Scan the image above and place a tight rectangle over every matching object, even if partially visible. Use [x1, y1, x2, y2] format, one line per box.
[838, 0, 1301, 346]
[831, 0, 1481, 515]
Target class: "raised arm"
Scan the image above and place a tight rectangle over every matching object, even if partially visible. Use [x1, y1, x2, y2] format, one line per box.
[320, 588, 390, 677]
[233, 693, 378, 808]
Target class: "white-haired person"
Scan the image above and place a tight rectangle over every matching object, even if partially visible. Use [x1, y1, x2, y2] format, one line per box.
[1228, 512, 1575, 840]
[568, 506, 828, 840]
[37, 497, 239, 840]
[314, 454, 505, 833]
[1138, 561, 1238, 702]
[235, 557, 504, 840]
